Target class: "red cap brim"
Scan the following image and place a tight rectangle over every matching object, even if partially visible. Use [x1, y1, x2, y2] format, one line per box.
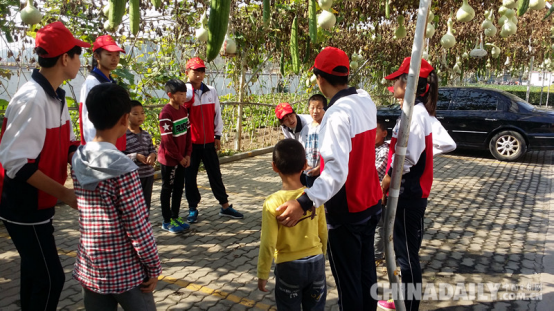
[387, 86, 394, 93]
[384, 70, 403, 80]
[100, 44, 125, 53]
[73, 38, 91, 49]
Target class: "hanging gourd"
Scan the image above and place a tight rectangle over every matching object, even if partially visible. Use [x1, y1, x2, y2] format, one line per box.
[482, 10, 497, 37]
[440, 14, 456, 49]
[486, 59, 491, 69]
[206, 0, 231, 62]
[529, 0, 546, 10]
[423, 43, 430, 60]
[395, 15, 407, 39]
[500, 9, 517, 38]
[220, 35, 236, 55]
[289, 16, 300, 74]
[470, 36, 487, 58]
[486, 43, 501, 58]
[318, 9, 336, 30]
[426, 11, 435, 38]
[20, 0, 42, 25]
[196, 12, 209, 42]
[453, 56, 462, 74]
[504, 56, 511, 66]
[456, 0, 475, 22]
[319, 0, 333, 10]
[309, 0, 317, 43]
[503, 0, 518, 9]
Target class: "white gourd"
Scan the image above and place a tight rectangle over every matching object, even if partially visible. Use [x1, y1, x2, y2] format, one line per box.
[500, 18, 517, 37]
[440, 15, 456, 49]
[318, 0, 333, 11]
[529, 0, 546, 10]
[456, 0, 475, 22]
[350, 60, 359, 70]
[221, 35, 237, 54]
[318, 10, 336, 30]
[504, 56, 511, 66]
[498, 6, 508, 16]
[469, 36, 487, 58]
[463, 51, 469, 58]
[196, 27, 208, 42]
[20, 0, 42, 25]
[502, 0, 518, 9]
[426, 11, 435, 38]
[396, 15, 407, 39]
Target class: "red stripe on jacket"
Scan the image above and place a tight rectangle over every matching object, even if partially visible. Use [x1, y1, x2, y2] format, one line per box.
[79, 102, 126, 151]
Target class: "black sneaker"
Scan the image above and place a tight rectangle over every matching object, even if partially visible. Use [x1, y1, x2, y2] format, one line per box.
[219, 205, 244, 219]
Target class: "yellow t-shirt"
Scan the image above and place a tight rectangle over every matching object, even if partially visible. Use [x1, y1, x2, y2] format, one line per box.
[257, 187, 327, 280]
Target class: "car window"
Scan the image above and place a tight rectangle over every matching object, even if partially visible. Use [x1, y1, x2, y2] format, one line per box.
[451, 89, 498, 111]
[437, 89, 454, 110]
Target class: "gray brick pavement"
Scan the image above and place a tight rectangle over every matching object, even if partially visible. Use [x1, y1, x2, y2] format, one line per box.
[0, 150, 552, 310]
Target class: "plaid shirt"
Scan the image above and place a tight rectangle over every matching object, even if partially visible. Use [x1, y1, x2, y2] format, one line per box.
[375, 142, 390, 181]
[72, 170, 162, 294]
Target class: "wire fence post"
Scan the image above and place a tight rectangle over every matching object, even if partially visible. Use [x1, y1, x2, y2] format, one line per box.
[526, 56, 534, 102]
[235, 55, 247, 151]
[384, 1, 431, 311]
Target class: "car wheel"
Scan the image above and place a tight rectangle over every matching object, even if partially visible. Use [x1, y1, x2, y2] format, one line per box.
[489, 130, 527, 161]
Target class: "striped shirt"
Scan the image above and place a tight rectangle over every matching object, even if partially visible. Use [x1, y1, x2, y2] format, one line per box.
[72, 169, 162, 294]
[124, 129, 156, 178]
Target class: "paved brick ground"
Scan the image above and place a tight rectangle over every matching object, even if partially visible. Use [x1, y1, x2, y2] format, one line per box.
[0, 150, 552, 310]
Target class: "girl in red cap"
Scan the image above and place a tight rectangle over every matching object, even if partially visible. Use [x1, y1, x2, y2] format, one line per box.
[379, 57, 438, 311]
[275, 102, 313, 141]
[79, 35, 126, 151]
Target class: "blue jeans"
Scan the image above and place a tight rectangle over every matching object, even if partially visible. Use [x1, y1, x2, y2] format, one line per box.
[394, 198, 427, 311]
[274, 254, 326, 311]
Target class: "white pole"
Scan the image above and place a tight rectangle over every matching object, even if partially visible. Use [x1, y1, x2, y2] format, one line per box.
[384, 1, 432, 311]
[526, 56, 534, 102]
[546, 72, 552, 108]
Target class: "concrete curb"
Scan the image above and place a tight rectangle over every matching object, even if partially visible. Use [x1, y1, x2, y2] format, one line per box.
[152, 146, 274, 180]
[537, 154, 554, 311]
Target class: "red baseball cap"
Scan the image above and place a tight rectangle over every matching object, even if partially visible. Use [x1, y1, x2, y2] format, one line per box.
[93, 35, 125, 53]
[311, 47, 350, 77]
[186, 57, 206, 70]
[387, 86, 394, 93]
[35, 22, 90, 58]
[275, 102, 294, 119]
[385, 57, 434, 80]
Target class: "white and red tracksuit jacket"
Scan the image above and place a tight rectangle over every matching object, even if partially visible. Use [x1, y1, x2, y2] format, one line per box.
[0, 70, 79, 224]
[297, 87, 383, 225]
[79, 70, 126, 151]
[185, 83, 222, 145]
[386, 99, 434, 199]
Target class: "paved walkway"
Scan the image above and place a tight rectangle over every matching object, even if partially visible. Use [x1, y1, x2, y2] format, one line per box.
[0, 150, 552, 310]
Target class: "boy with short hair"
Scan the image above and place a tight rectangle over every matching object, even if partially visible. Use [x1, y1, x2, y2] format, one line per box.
[71, 83, 161, 311]
[158, 79, 193, 233]
[0, 22, 89, 311]
[374, 120, 389, 265]
[275, 102, 313, 141]
[299, 94, 327, 187]
[124, 100, 157, 211]
[184, 57, 243, 223]
[257, 139, 327, 310]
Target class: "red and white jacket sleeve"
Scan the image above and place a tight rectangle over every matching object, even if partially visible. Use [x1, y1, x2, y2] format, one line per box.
[390, 111, 427, 174]
[0, 94, 46, 180]
[79, 77, 101, 144]
[431, 116, 456, 155]
[304, 109, 351, 208]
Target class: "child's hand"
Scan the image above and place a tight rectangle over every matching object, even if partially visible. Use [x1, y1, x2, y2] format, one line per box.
[146, 153, 156, 165]
[140, 277, 158, 293]
[62, 188, 78, 210]
[258, 279, 269, 292]
[308, 165, 320, 177]
[136, 154, 147, 164]
[183, 156, 191, 168]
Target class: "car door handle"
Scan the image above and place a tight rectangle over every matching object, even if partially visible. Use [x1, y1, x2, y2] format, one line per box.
[485, 118, 497, 121]
[436, 116, 444, 120]
[385, 119, 390, 122]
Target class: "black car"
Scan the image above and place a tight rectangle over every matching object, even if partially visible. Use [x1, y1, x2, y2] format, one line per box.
[377, 87, 554, 161]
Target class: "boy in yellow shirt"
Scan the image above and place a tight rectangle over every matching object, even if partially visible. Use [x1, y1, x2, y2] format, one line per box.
[257, 139, 328, 310]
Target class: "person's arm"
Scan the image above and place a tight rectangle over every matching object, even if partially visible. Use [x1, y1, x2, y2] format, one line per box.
[80, 83, 97, 144]
[159, 110, 184, 163]
[117, 171, 162, 283]
[257, 200, 279, 290]
[277, 110, 352, 226]
[213, 88, 223, 139]
[66, 106, 79, 163]
[0, 94, 76, 208]
[145, 132, 157, 165]
[389, 114, 426, 175]
[431, 117, 456, 155]
[317, 205, 328, 256]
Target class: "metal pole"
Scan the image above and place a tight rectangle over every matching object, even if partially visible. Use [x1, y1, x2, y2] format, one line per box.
[384, 1, 431, 311]
[234, 56, 246, 151]
[526, 56, 534, 102]
[547, 72, 552, 108]
[540, 70, 545, 106]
